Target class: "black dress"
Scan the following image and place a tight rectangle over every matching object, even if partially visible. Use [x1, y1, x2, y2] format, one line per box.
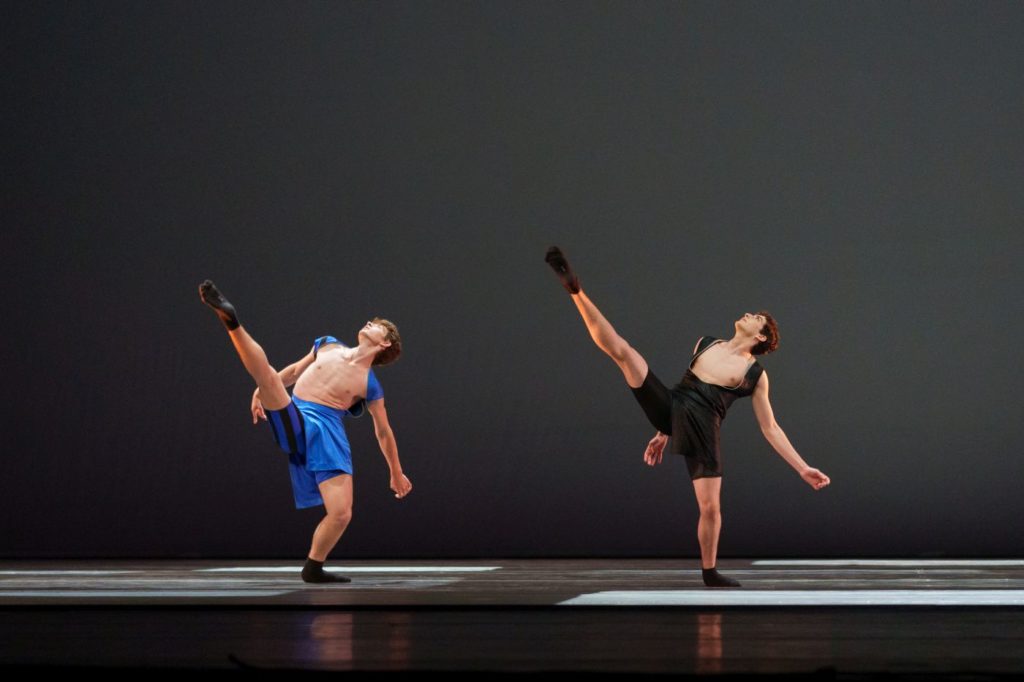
[630, 336, 764, 479]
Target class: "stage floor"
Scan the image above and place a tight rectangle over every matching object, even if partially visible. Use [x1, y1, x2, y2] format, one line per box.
[3, 558, 1024, 676]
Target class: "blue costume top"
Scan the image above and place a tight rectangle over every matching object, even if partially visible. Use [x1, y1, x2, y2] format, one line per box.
[267, 336, 384, 508]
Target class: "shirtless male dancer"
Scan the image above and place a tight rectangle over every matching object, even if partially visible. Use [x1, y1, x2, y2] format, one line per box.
[199, 280, 412, 583]
[545, 248, 829, 587]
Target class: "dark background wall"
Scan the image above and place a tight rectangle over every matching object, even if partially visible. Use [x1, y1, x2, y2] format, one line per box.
[3, 1, 1021, 558]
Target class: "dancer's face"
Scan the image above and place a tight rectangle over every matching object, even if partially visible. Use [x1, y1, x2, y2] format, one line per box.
[358, 320, 393, 348]
[735, 312, 767, 339]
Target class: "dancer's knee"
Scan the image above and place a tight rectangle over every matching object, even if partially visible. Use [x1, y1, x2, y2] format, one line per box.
[326, 506, 352, 527]
[604, 337, 631, 362]
[254, 371, 289, 410]
[699, 503, 721, 520]
[615, 345, 648, 388]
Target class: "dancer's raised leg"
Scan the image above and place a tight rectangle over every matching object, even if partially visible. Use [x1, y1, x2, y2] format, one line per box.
[546, 247, 648, 388]
[199, 280, 290, 411]
[570, 290, 649, 388]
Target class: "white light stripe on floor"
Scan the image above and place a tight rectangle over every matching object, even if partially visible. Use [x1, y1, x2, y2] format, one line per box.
[197, 566, 501, 573]
[0, 571, 140, 575]
[752, 560, 1024, 567]
[560, 590, 1024, 606]
[0, 590, 293, 598]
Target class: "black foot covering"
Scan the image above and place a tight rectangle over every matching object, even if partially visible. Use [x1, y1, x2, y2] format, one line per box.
[702, 567, 741, 588]
[545, 246, 580, 294]
[302, 557, 351, 584]
[198, 280, 240, 330]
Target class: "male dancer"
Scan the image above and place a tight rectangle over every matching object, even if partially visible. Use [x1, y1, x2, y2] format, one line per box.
[199, 280, 412, 583]
[545, 248, 829, 587]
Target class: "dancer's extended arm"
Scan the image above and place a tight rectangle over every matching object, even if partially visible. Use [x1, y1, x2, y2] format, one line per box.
[751, 372, 830, 490]
[366, 398, 412, 499]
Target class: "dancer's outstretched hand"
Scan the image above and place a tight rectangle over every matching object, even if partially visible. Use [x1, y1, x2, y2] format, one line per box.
[391, 472, 413, 499]
[643, 432, 668, 466]
[801, 467, 831, 490]
[251, 390, 267, 423]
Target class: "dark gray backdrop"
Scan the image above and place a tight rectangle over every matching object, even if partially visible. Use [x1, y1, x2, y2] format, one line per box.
[3, 1, 1021, 558]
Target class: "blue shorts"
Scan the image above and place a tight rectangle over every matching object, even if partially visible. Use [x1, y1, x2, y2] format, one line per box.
[267, 396, 352, 509]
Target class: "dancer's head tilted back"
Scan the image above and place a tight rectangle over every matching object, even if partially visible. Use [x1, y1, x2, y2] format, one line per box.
[359, 318, 402, 366]
[734, 311, 779, 355]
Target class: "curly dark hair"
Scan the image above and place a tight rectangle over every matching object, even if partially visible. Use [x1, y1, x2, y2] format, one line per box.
[371, 318, 402, 366]
[751, 311, 779, 355]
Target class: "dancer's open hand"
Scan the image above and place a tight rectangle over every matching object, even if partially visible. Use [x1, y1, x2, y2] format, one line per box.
[643, 432, 668, 466]
[251, 390, 267, 424]
[801, 467, 830, 490]
[391, 472, 412, 499]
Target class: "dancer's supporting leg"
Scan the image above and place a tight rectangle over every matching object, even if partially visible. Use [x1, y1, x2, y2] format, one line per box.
[199, 280, 290, 411]
[303, 475, 354, 583]
[693, 478, 739, 587]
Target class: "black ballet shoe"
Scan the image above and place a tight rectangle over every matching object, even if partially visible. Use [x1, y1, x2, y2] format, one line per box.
[302, 557, 351, 584]
[545, 246, 580, 294]
[198, 279, 240, 330]
[702, 567, 741, 588]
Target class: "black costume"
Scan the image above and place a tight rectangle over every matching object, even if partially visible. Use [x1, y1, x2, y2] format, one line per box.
[631, 336, 764, 479]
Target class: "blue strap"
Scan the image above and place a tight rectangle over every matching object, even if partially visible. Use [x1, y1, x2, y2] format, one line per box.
[313, 335, 340, 358]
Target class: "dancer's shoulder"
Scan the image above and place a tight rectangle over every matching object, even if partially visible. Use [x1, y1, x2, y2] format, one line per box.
[313, 335, 344, 357]
[693, 335, 718, 355]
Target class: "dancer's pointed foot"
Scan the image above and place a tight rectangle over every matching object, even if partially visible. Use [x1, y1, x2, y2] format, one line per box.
[702, 567, 741, 588]
[545, 246, 580, 294]
[199, 279, 240, 330]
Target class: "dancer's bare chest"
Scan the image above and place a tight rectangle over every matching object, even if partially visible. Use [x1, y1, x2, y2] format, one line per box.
[690, 343, 753, 389]
[293, 347, 368, 410]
